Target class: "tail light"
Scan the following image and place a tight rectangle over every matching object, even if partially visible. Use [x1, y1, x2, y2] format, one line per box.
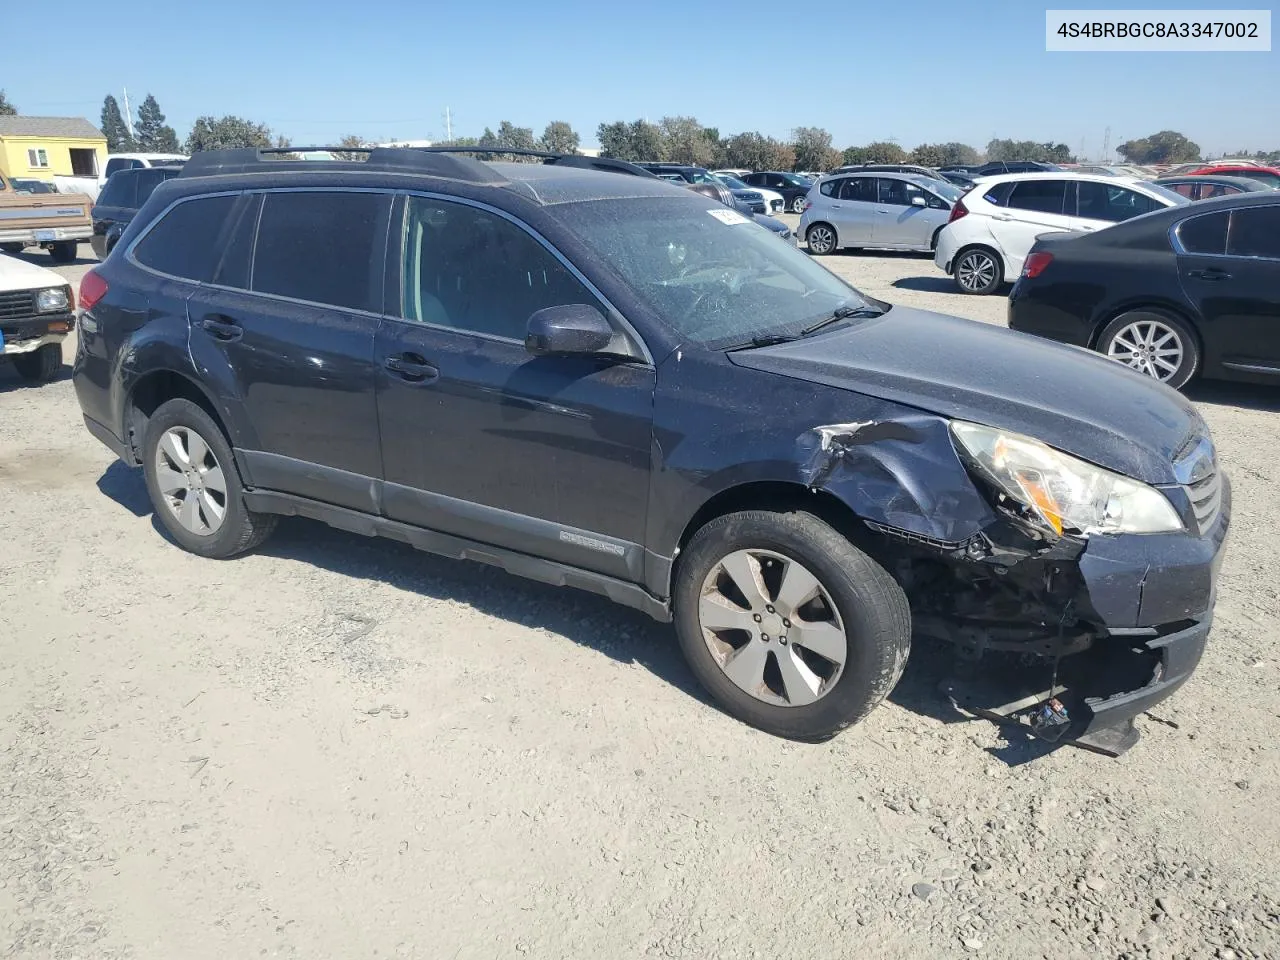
[802, 199, 812, 211]
[947, 200, 969, 224]
[1022, 252, 1054, 279]
[79, 269, 108, 311]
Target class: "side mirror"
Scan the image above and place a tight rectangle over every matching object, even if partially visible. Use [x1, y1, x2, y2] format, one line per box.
[910, 195, 928, 207]
[525, 304, 615, 357]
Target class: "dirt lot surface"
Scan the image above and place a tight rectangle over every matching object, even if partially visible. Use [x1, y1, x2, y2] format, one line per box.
[3, 237, 1278, 960]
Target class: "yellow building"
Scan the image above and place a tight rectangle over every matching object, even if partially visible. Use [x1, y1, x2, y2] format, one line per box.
[0, 116, 107, 181]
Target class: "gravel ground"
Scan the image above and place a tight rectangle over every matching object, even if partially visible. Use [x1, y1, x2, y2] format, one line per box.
[2, 236, 1278, 960]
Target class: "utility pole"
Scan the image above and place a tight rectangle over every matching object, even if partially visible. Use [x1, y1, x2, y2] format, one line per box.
[122, 87, 135, 140]
[1102, 126, 1111, 163]
[444, 106, 452, 143]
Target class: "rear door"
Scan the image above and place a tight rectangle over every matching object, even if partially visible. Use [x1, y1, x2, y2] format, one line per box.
[1072, 180, 1164, 233]
[986, 179, 1073, 275]
[829, 176, 877, 245]
[1177, 204, 1280, 376]
[185, 189, 391, 512]
[375, 194, 655, 580]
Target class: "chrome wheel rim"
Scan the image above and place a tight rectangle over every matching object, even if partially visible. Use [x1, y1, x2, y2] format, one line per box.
[791, 196, 806, 213]
[808, 226, 835, 253]
[1106, 318, 1184, 381]
[155, 426, 227, 535]
[699, 549, 847, 707]
[956, 251, 997, 291]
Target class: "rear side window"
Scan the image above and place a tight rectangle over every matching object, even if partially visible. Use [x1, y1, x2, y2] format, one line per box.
[132, 195, 238, 282]
[252, 191, 389, 313]
[1077, 182, 1160, 223]
[819, 178, 841, 197]
[1227, 206, 1280, 259]
[1006, 180, 1067, 215]
[1166, 182, 1197, 200]
[839, 178, 875, 202]
[1177, 211, 1229, 255]
[96, 172, 136, 208]
[104, 157, 141, 178]
[134, 169, 170, 207]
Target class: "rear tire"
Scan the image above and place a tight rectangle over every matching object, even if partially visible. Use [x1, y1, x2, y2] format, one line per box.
[806, 223, 838, 255]
[142, 398, 277, 559]
[1, 242, 23, 254]
[12, 343, 62, 382]
[952, 246, 1003, 295]
[790, 195, 807, 213]
[1097, 309, 1200, 390]
[673, 509, 911, 741]
[47, 241, 77, 264]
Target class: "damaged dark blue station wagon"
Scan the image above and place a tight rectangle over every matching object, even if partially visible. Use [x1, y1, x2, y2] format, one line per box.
[73, 148, 1229, 747]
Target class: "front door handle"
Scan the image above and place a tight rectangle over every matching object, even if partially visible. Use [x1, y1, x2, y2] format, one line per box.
[199, 314, 242, 342]
[384, 353, 439, 384]
[1187, 267, 1231, 281]
[993, 214, 1013, 221]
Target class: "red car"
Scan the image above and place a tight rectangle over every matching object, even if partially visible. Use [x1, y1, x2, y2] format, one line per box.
[1176, 164, 1280, 188]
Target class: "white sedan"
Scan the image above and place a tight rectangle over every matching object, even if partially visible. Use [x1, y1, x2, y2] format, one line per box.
[712, 174, 785, 215]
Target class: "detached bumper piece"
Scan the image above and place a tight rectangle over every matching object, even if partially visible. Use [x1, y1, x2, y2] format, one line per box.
[941, 615, 1209, 758]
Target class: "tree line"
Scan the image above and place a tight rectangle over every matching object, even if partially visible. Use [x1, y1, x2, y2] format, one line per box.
[5, 90, 1278, 169]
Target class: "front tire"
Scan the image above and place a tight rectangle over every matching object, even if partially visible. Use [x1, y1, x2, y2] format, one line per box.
[142, 398, 277, 558]
[673, 510, 911, 741]
[47, 241, 77, 264]
[806, 223, 838, 255]
[12, 343, 62, 382]
[952, 246, 1003, 295]
[1097, 309, 1200, 389]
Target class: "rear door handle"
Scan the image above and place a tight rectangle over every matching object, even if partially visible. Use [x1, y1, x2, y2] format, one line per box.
[384, 353, 439, 384]
[1187, 268, 1231, 281]
[993, 214, 1013, 221]
[199, 314, 242, 342]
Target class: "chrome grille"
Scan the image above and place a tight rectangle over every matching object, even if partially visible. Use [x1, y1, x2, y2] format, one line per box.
[0, 290, 35, 320]
[1173, 430, 1221, 534]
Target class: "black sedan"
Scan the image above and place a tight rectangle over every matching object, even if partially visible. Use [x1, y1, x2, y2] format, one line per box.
[1008, 192, 1280, 390]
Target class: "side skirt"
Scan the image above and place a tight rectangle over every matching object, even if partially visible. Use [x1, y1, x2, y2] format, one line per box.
[242, 489, 672, 622]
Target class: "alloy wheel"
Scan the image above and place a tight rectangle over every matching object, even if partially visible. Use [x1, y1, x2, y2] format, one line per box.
[154, 426, 228, 535]
[791, 196, 807, 213]
[807, 225, 836, 254]
[955, 251, 997, 292]
[698, 549, 847, 707]
[1106, 319, 1184, 381]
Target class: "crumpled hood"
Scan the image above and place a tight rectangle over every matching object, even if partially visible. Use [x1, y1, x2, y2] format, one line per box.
[729, 307, 1203, 484]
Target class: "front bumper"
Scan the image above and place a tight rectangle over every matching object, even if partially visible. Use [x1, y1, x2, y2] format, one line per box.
[1, 313, 74, 356]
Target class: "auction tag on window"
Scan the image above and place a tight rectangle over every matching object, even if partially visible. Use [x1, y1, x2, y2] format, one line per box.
[707, 208, 750, 225]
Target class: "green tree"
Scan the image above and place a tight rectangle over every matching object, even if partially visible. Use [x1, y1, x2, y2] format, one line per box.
[134, 94, 179, 153]
[939, 142, 980, 165]
[331, 134, 366, 161]
[721, 132, 794, 172]
[100, 95, 134, 152]
[845, 141, 907, 164]
[185, 115, 274, 152]
[1116, 130, 1200, 164]
[659, 116, 716, 166]
[790, 127, 840, 173]
[986, 138, 1075, 163]
[909, 143, 948, 167]
[539, 120, 579, 155]
[596, 119, 667, 161]
[0, 90, 16, 116]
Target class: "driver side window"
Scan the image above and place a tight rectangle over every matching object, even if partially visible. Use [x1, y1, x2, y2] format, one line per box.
[400, 197, 602, 340]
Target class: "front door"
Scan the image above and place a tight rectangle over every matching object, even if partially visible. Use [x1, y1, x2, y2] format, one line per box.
[1177, 204, 1280, 376]
[873, 178, 950, 249]
[375, 195, 656, 581]
[186, 190, 392, 512]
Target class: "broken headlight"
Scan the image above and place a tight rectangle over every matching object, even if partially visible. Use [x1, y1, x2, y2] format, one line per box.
[950, 421, 1183, 537]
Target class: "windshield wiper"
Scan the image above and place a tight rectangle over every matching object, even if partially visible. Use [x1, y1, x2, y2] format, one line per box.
[798, 304, 884, 337]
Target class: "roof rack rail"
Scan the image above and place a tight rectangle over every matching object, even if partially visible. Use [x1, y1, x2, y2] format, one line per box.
[178, 146, 658, 182]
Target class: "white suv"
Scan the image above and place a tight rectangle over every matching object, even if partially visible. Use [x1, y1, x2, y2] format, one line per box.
[934, 173, 1187, 294]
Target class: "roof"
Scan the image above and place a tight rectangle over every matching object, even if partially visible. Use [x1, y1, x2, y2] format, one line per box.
[1153, 174, 1270, 188]
[0, 116, 104, 140]
[487, 161, 687, 205]
[971, 171, 1148, 186]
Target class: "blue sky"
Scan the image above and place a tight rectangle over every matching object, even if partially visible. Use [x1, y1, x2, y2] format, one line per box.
[4, 0, 1276, 157]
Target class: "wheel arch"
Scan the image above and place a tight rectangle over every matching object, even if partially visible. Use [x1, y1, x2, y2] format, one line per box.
[805, 220, 839, 249]
[950, 242, 1005, 278]
[1088, 300, 1203, 351]
[123, 369, 233, 464]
